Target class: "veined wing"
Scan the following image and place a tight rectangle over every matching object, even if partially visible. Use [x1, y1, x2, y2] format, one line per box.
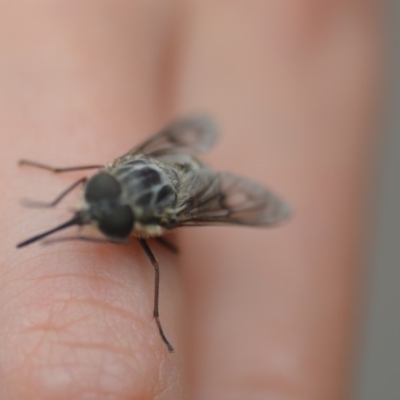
[175, 170, 291, 227]
[127, 115, 218, 157]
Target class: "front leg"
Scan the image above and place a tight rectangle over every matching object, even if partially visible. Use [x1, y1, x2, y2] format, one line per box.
[21, 177, 87, 208]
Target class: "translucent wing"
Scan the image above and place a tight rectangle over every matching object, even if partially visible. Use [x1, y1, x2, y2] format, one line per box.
[127, 115, 218, 157]
[175, 170, 291, 227]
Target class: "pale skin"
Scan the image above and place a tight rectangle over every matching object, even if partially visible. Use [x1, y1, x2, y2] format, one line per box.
[0, 1, 384, 399]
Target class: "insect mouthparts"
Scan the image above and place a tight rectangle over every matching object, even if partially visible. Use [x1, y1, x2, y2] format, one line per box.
[16, 214, 83, 248]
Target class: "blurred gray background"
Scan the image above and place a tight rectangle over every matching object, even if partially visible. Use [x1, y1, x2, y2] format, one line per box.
[356, 4, 400, 399]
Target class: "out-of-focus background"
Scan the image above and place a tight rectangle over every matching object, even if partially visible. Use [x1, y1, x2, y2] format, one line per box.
[356, 4, 400, 399]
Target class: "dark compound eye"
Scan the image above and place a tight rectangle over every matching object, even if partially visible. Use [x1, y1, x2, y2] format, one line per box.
[98, 205, 134, 239]
[85, 173, 121, 202]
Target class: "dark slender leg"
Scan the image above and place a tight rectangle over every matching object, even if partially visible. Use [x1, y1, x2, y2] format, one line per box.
[138, 238, 174, 353]
[42, 236, 112, 245]
[21, 177, 87, 208]
[155, 237, 179, 254]
[19, 159, 102, 173]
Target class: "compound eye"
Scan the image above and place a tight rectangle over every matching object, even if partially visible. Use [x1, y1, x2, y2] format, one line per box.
[98, 205, 134, 239]
[85, 173, 121, 202]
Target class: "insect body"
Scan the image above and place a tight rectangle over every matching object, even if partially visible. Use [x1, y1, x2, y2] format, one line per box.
[17, 115, 290, 352]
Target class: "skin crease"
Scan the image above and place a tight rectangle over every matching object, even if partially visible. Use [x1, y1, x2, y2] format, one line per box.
[0, 1, 384, 400]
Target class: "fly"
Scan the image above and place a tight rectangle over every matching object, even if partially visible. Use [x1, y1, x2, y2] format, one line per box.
[16, 115, 291, 353]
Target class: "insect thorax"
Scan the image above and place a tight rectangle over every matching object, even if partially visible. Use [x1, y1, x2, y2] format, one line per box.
[105, 156, 178, 233]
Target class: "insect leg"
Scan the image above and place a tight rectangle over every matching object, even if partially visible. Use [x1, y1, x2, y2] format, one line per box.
[138, 238, 174, 353]
[21, 177, 87, 208]
[42, 235, 112, 245]
[19, 159, 102, 173]
[155, 237, 179, 254]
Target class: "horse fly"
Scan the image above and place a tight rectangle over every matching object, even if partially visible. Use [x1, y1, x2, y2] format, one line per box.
[16, 115, 290, 352]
